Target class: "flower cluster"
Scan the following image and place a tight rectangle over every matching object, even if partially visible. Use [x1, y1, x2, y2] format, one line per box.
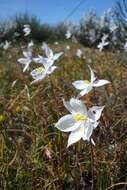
[17, 25, 110, 148]
[55, 66, 110, 147]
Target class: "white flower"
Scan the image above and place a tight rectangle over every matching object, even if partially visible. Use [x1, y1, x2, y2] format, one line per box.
[97, 34, 109, 51]
[110, 23, 117, 33]
[66, 45, 71, 50]
[65, 30, 71, 39]
[42, 42, 63, 62]
[76, 49, 82, 58]
[3, 40, 11, 50]
[31, 61, 57, 84]
[27, 40, 34, 50]
[23, 24, 31, 36]
[55, 98, 104, 147]
[124, 42, 127, 52]
[54, 41, 59, 45]
[17, 50, 32, 72]
[72, 66, 110, 97]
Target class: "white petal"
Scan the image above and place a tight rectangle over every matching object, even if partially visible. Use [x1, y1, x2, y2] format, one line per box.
[23, 51, 32, 58]
[42, 57, 54, 69]
[87, 110, 95, 121]
[93, 80, 110, 87]
[18, 58, 28, 65]
[82, 121, 94, 141]
[63, 99, 74, 114]
[93, 121, 99, 129]
[79, 85, 93, 96]
[67, 125, 84, 147]
[53, 52, 63, 61]
[89, 106, 104, 121]
[55, 114, 79, 132]
[42, 42, 53, 58]
[70, 98, 87, 115]
[104, 42, 109, 46]
[31, 67, 46, 80]
[47, 66, 57, 74]
[88, 65, 96, 83]
[23, 63, 29, 72]
[91, 138, 95, 145]
[72, 80, 86, 90]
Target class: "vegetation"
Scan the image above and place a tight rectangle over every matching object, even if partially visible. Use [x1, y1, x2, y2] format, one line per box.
[0, 41, 127, 189]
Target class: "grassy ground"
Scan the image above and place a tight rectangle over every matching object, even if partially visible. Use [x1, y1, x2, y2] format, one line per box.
[0, 41, 127, 190]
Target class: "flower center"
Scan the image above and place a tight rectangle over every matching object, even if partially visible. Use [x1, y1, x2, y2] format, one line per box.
[74, 113, 87, 122]
[84, 80, 90, 85]
[35, 67, 44, 73]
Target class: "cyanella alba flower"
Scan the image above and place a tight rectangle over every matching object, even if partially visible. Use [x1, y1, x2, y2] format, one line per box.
[54, 41, 59, 45]
[42, 42, 63, 63]
[110, 23, 117, 33]
[23, 24, 31, 36]
[66, 45, 71, 50]
[17, 50, 32, 72]
[76, 49, 83, 58]
[31, 60, 57, 84]
[97, 34, 109, 51]
[72, 66, 110, 97]
[27, 40, 34, 50]
[65, 30, 71, 39]
[124, 42, 127, 52]
[55, 98, 104, 147]
[3, 41, 11, 50]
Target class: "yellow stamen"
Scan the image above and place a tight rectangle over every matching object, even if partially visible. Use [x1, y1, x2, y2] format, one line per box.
[84, 80, 90, 85]
[15, 106, 22, 113]
[35, 67, 44, 73]
[0, 115, 5, 123]
[74, 113, 87, 122]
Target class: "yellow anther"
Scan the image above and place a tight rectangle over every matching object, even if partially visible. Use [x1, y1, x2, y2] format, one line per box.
[0, 115, 5, 123]
[74, 113, 87, 122]
[84, 80, 90, 85]
[36, 67, 44, 73]
[16, 106, 22, 113]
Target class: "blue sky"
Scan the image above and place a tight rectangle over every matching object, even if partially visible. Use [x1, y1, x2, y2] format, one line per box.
[0, 0, 116, 24]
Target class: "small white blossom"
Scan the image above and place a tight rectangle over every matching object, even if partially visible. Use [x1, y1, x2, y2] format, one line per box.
[42, 42, 63, 62]
[17, 50, 32, 72]
[97, 34, 109, 51]
[76, 49, 83, 58]
[54, 41, 59, 45]
[31, 61, 57, 84]
[124, 42, 127, 52]
[72, 66, 110, 97]
[110, 23, 118, 33]
[3, 41, 11, 50]
[65, 30, 71, 39]
[66, 45, 71, 50]
[55, 98, 104, 147]
[27, 40, 34, 50]
[23, 24, 31, 36]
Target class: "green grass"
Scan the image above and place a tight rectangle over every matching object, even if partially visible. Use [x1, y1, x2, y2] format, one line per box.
[0, 41, 127, 190]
